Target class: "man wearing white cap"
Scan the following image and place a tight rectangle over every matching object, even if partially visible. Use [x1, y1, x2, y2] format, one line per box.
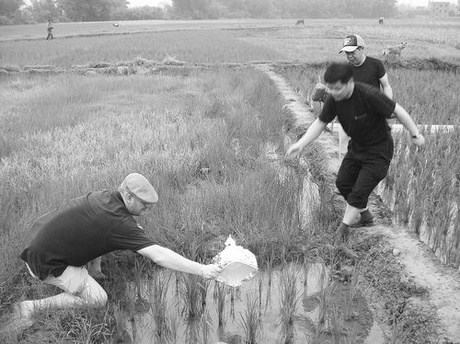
[15, 173, 221, 328]
[339, 34, 393, 99]
[313, 34, 393, 102]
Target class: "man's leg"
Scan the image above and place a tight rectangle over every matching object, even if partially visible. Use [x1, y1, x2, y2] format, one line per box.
[351, 208, 375, 227]
[336, 203, 361, 242]
[347, 150, 391, 228]
[16, 266, 108, 325]
[335, 151, 362, 242]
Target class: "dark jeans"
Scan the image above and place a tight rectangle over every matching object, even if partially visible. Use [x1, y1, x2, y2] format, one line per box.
[336, 135, 394, 209]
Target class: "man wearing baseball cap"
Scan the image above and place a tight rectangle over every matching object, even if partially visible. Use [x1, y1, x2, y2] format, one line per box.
[314, 34, 393, 101]
[15, 173, 221, 329]
[340, 34, 393, 99]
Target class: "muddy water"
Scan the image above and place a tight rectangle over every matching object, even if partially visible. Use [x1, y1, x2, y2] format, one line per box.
[122, 263, 385, 344]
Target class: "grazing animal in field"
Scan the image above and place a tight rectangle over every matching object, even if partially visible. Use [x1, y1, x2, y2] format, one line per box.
[382, 42, 407, 57]
[113, 23, 119, 27]
[295, 19, 305, 25]
[379, 16, 384, 25]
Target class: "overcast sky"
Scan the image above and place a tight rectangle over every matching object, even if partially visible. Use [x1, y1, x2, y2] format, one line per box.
[127, 0, 171, 7]
[398, 0, 429, 5]
[127, 0, 458, 8]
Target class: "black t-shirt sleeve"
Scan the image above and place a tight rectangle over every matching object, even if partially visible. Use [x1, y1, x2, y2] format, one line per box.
[318, 96, 336, 123]
[110, 218, 155, 252]
[365, 85, 396, 118]
[375, 59, 386, 79]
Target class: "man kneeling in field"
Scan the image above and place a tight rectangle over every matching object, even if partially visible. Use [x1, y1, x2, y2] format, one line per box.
[14, 173, 221, 328]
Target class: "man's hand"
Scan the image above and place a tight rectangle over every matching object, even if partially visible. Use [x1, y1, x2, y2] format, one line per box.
[201, 264, 222, 279]
[411, 133, 426, 147]
[311, 82, 328, 102]
[285, 142, 303, 159]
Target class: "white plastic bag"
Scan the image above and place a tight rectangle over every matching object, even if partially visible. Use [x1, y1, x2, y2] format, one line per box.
[212, 235, 258, 287]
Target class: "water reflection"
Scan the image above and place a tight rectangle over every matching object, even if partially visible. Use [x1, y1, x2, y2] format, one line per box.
[122, 262, 380, 344]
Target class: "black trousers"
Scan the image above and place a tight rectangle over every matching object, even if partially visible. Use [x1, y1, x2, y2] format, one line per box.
[336, 136, 394, 209]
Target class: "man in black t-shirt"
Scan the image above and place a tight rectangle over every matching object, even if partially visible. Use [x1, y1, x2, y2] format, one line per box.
[340, 34, 393, 99]
[312, 34, 395, 226]
[14, 173, 221, 329]
[313, 34, 393, 101]
[287, 63, 425, 242]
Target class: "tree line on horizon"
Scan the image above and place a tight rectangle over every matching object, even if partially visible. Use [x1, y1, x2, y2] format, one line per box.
[1, 0, 396, 25]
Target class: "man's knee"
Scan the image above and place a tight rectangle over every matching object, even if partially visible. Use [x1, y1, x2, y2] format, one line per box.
[81, 280, 108, 308]
[91, 291, 108, 308]
[85, 288, 108, 308]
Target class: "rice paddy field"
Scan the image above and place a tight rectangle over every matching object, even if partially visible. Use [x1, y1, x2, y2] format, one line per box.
[0, 17, 459, 344]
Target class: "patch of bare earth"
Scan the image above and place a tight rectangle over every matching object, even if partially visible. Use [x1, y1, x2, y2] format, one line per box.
[256, 62, 460, 344]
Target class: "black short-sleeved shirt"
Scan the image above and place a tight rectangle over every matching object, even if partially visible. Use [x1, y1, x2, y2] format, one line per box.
[19, 190, 155, 280]
[319, 82, 396, 146]
[352, 56, 386, 89]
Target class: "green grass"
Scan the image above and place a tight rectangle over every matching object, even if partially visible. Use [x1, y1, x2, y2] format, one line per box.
[1, 18, 458, 343]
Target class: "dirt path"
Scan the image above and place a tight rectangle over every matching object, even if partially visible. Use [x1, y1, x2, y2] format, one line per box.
[254, 62, 460, 343]
[372, 224, 460, 342]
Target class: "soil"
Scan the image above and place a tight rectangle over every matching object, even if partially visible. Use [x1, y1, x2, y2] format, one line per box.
[257, 62, 460, 344]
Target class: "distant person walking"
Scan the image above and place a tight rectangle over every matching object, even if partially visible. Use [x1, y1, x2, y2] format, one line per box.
[46, 19, 54, 40]
[287, 62, 425, 242]
[379, 16, 384, 25]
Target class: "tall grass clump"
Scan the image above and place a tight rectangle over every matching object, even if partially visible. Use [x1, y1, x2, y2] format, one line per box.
[386, 128, 460, 268]
[387, 68, 460, 125]
[239, 292, 262, 344]
[149, 269, 174, 343]
[278, 264, 303, 344]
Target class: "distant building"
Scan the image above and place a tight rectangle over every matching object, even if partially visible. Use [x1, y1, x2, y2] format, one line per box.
[429, 1, 450, 17]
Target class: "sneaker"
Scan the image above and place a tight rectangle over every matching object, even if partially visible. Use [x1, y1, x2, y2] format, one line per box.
[351, 209, 375, 228]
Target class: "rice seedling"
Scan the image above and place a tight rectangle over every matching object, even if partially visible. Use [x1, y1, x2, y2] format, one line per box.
[277, 264, 303, 344]
[58, 308, 113, 343]
[149, 269, 173, 342]
[200, 310, 212, 344]
[239, 292, 262, 344]
[179, 273, 208, 319]
[213, 281, 227, 327]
